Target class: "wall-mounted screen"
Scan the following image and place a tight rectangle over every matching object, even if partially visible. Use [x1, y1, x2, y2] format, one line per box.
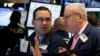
[0, 8, 27, 28]
[64, 0, 100, 7]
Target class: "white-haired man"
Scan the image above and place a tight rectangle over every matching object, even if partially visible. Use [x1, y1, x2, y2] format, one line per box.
[64, 3, 100, 56]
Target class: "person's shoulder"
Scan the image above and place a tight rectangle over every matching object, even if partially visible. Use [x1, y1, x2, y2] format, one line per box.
[50, 32, 63, 40]
[93, 27, 100, 35]
[87, 25, 100, 38]
[0, 27, 10, 32]
[90, 26, 100, 34]
[51, 32, 61, 37]
[85, 24, 100, 33]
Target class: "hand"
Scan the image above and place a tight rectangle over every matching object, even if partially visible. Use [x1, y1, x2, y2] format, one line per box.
[70, 54, 78, 56]
[30, 35, 42, 56]
[59, 47, 67, 53]
[69, 50, 79, 56]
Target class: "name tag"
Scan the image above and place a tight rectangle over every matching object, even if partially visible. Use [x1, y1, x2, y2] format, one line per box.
[79, 33, 88, 43]
[20, 39, 29, 53]
[39, 44, 48, 53]
[63, 38, 70, 44]
[39, 44, 48, 50]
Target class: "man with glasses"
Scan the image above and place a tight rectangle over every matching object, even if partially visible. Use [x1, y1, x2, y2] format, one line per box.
[64, 3, 100, 56]
[13, 6, 67, 56]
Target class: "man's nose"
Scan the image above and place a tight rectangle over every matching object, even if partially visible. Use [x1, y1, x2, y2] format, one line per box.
[43, 20, 47, 24]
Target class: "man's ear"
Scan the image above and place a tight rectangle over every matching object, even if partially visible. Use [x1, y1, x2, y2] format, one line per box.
[78, 14, 83, 22]
[32, 19, 35, 25]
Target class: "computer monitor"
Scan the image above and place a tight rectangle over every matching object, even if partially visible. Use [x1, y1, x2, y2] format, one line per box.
[0, 8, 11, 26]
[64, 0, 100, 7]
[0, 8, 27, 28]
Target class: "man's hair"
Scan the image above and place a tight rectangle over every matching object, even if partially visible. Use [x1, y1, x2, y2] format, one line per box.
[53, 17, 66, 31]
[33, 6, 52, 19]
[65, 3, 87, 19]
[54, 17, 64, 25]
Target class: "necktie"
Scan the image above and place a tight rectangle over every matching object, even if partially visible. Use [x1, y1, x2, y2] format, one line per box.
[70, 34, 79, 50]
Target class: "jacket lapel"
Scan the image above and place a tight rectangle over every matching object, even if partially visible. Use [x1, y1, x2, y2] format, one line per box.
[75, 24, 91, 50]
[68, 35, 74, 50]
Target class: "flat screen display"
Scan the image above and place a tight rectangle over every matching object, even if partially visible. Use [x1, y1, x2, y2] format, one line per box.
[0, 8, 27, 28]
[64, 0, 100, 7]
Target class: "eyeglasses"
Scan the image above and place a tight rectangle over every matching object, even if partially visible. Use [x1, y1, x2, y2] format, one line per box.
[64, 13, 79, 20]
[35, 17, 51, 22]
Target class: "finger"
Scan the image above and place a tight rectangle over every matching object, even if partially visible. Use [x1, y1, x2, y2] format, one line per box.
[30, 46, 37, 56]
[59, 47, 67, 53]
[31, 45, 42, 56]
[34, 35, 39, 47]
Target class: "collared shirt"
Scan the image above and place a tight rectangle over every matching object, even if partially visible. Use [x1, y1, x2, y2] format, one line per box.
[70, 22, 88, 50]
[37, 34, 44, 43]
[77, 22, 88, 39]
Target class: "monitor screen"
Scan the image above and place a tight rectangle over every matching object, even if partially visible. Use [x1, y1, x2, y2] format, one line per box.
[28, 29, 35, 37]
[27, 2, 62, 27]
[64, 0, 100, 7]
[33, 0, 51, 3]
[0, 8, 12, 26]
[0, 8, 27, 28]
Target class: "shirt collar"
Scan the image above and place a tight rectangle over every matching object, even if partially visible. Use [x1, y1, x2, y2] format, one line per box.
[78, 22, 88, 35]
[36, 33, 44, 42]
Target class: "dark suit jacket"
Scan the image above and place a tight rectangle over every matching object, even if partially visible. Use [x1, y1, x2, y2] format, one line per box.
[55, 30, 70, 44]
[55, 30, 69, 39]
[13, 31, 68, 56]
[68, 23, 100, 56]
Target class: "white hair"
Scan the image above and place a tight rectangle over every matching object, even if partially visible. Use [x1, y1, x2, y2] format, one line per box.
[65, 3, 87, 19]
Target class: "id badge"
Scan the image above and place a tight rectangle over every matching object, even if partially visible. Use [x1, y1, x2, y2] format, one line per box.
[39, 44, 48, 50]
[39, 44, 48, 53]
[79, 33, 88, 43]
[20, 39, 29, 53]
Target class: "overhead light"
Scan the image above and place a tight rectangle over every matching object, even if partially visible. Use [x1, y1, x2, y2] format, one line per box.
[4, 3, 8, 7]
[4, 3, 14, 7]
[8, 3, 14, 7]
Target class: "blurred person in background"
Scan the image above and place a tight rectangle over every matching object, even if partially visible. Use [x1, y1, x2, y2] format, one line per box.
[0, 11, 25, 56]
[53, 17, 71, 44]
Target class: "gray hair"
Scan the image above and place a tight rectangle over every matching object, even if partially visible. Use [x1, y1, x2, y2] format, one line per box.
[65, 3, 87, 20]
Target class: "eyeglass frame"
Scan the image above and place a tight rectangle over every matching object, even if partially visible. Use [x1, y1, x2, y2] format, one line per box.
[34, 17, 52, 22]
[64, 13, 79, 20]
